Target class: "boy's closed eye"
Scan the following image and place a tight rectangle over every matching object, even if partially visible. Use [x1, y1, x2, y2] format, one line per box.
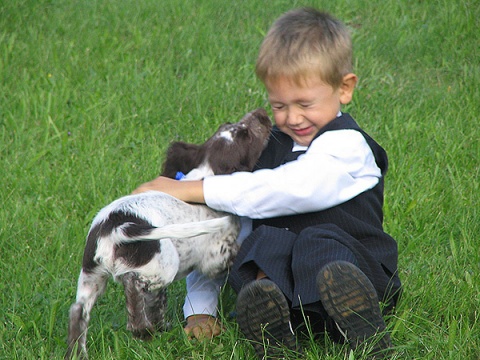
[271, 102, 313, 110]
[271, 103, 286, 110]
[299, 102, 313, 109]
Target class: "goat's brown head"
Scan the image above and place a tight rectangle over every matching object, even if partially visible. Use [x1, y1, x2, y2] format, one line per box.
[162, 108, 272, 178]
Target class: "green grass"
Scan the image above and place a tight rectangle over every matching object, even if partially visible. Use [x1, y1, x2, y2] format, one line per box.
[1, 0, 478, 359]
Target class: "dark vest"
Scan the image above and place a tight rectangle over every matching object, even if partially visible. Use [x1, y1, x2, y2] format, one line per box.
[252, 113, 398, 273]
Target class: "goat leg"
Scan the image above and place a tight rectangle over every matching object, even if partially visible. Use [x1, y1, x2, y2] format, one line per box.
[122, 272, 155, 340]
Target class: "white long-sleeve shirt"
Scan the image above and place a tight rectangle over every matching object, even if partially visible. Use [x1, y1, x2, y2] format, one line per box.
[183, 127, 382, 318]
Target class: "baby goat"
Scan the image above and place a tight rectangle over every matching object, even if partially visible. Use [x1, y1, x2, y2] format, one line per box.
[66, 109, 272, 359]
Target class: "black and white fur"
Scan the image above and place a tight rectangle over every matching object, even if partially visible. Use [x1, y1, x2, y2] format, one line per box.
[66, 109, 272, 359]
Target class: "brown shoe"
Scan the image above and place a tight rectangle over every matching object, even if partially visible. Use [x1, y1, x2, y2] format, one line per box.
[317, 261, 392, 358]
[236, 279, 297, 359]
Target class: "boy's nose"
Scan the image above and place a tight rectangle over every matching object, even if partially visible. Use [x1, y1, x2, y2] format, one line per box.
[286, 109, 303, 126]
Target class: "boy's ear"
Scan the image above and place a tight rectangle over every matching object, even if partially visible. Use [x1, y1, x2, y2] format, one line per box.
[339, 73, 358, 104]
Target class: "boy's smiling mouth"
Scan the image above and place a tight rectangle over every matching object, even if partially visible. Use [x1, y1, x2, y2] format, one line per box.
[291, 126, 315, 137]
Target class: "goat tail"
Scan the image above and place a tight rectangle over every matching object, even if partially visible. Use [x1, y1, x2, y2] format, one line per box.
[110, 216, 234, 244]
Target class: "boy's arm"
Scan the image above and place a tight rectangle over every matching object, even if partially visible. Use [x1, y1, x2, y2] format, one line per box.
[203, 130, 381, 218]
[132, 176, 205, 203]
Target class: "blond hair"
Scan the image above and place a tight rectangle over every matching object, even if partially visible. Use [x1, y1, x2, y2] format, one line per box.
[256, 8, 353, 88]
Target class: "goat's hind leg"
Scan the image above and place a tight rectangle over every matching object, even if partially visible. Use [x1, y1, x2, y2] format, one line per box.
[123, 272, 163, 340]
[66, 269, 108, 359]
[144, 287, 168, 333]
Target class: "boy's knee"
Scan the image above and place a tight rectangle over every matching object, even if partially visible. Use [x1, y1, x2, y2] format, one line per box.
[291, 229, 358, 271]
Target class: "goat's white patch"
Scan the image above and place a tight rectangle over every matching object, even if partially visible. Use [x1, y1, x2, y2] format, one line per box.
[184, 163, 214, 180]
[218, 130, 234, 142]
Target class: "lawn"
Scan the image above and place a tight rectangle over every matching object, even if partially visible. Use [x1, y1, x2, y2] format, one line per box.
[1, 0, 478, 359]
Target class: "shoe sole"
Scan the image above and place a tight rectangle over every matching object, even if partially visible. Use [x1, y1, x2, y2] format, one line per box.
[317, 261, 392, 356]
[236, 279, 297, 358]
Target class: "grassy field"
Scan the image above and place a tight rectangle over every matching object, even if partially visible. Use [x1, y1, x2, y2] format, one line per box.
[1, 0, 478, 359]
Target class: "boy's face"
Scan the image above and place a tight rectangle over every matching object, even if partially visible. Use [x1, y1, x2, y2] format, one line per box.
[266, 74, 357, 146]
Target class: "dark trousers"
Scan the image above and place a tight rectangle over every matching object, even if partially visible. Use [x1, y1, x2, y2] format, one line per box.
[229, 225, 401, 335]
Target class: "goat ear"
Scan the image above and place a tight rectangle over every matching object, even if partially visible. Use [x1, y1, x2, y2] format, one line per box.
[161, 142, 203, 178]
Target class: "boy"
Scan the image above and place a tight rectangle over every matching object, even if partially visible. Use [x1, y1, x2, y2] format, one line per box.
[134, 8, 401, 358]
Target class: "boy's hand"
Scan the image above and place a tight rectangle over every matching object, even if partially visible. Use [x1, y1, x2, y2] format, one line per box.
[132, 176, 174, 194]
[184, 314, 224, 340]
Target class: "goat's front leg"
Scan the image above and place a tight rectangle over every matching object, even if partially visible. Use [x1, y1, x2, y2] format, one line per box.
[122, 272, 156, 340]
